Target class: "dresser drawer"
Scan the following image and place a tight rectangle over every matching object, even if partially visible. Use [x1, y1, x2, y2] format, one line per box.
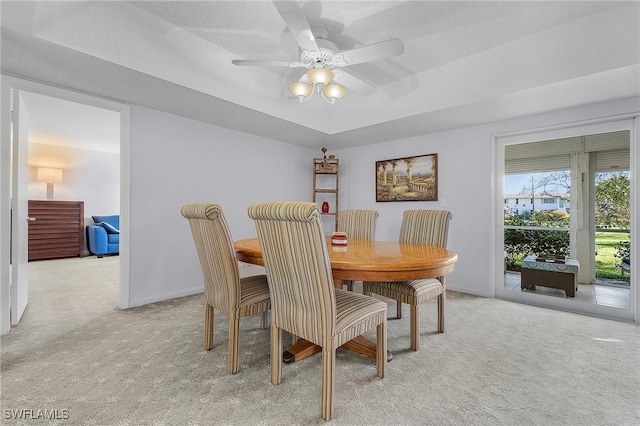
[28, 200, 84, 261]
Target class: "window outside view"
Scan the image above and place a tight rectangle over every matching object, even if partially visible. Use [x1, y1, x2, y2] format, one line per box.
[504, 170, 630, 287]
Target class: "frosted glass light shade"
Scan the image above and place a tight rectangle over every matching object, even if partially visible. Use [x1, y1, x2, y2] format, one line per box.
[307, 68, 334, 85]
[37, 167, 62, 183]
[322, 83, 347, 102]
[288, 81, 313, 98]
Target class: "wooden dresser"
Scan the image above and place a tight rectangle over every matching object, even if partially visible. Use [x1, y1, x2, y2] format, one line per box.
[28, 200, 84, 261]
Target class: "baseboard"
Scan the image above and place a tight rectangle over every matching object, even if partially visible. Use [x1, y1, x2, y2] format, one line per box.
[127, 286, 203, 308]
[447, 285, 492, 298]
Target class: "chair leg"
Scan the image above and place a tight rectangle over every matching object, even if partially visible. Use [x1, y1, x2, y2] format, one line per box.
[410, 304, 419, 351]
[437, 291, 446, 333]
[228, 317, 240, 374]
[362, 283, 372, 296]
[321, 345, 336, 421]
[271, 325, 282, 385]
[260, 311, 268, 329]
[396, 301, 402, 319]
[376, 321, 387, 378]
[345, 280, 354, 291]
[203, 304, 214, 351]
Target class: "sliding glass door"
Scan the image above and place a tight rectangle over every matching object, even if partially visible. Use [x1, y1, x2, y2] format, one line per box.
[494, 119, 635, 321]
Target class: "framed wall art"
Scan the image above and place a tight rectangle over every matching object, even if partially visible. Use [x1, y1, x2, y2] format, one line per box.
[375, 153, 438, 202]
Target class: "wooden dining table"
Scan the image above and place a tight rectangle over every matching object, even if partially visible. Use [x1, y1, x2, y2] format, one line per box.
[234, 237, 458, 362]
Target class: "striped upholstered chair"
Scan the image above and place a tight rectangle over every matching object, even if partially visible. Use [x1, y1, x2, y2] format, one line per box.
[363, 210, 452, 351]
[336, 209, 378, 291]
[248, 201, 387, 421]
[181, 203, 271, 374]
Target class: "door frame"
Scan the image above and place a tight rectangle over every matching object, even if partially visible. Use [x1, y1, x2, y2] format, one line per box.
[491, 114, 639, 323]
[10, 89, 29, 325]
[0, 75, 131, 335]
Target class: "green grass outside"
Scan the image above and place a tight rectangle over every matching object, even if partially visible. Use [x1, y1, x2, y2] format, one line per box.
[595, 232, 630, 281]
[507, 231, 630, 283]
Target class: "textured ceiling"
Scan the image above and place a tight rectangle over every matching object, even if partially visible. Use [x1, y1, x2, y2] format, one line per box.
[2, 1, 639, 150]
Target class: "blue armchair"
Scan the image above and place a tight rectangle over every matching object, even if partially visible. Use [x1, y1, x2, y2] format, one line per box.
[87, 215, 120, 258]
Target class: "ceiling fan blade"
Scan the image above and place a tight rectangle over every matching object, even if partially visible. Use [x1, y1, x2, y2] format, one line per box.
[232, 59, 304, 68]
[279, 9, 319, 52]
[334, 70, 376, 96]
[338, 38, 404, 66]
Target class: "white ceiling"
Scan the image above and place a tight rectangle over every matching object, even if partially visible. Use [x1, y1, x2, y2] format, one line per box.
[2, 1, 639, 151]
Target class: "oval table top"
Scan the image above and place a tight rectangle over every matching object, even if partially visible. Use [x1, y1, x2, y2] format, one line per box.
[234, 238, 458, 282]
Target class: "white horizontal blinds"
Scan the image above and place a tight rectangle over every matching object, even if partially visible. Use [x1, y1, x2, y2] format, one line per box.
[505, 136, 577, 174]
[595, 149, 630, 171]
[504, 155, 570, 174]
[505, 137, 582, 160]
[505, 131, 630, 174]
[584, 130, 629, 152]
[588, 131, 630, 171]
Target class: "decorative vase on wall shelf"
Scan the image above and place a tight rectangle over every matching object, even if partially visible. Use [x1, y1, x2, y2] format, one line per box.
[321, 202, 329, 213]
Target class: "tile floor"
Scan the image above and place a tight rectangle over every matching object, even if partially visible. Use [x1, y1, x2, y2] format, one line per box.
[504, 271, 631, 309]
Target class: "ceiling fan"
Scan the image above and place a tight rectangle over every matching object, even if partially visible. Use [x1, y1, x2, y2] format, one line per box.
[232, 9, 404, 105]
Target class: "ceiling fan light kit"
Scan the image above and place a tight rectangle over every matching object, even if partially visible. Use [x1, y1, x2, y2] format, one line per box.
[288, 67, 346, 105]
[288, 81, 313, 102]
[321, 82, 347, 105]
[307, 67, 334, 85]
[232, 8, 404, 106]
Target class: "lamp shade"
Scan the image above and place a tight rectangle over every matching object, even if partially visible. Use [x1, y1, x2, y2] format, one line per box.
[322, 83, 347, 102]
[288, 81, 313, 99]
[37, 167, 63, 183]
[307, 68, 334, 86]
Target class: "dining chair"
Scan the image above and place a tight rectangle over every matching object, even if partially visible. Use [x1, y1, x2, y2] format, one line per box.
[336, 209, 378, 291]
[363, 209, 452, 351]
[181, 203, 271, 374]
[248, 201, 387, 421]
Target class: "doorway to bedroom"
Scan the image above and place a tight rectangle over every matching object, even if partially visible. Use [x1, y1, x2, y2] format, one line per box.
[21, 91, 121, 322]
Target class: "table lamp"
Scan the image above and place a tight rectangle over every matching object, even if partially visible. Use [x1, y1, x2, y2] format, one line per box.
[37, 167, 63, 200]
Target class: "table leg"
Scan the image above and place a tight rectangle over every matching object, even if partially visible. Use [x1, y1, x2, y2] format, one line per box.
[283, 336, 393, 363]
[341, 336, 393, 362]
[283, 279, 393, 363]
[283, 339, 321, 364]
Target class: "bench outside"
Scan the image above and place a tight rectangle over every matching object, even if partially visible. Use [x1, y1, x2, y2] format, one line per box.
[521, 255, 580, 297]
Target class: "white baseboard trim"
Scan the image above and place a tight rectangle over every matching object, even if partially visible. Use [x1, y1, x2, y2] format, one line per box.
[447, 285, 492, 298]
[127, 286, 204, 308]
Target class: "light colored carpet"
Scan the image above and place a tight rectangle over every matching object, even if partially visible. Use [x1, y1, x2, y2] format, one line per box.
[1, 256, 639, 425]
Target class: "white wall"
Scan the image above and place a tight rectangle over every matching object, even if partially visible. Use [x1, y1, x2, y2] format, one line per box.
[336, 125, 492, 297]
[28, 142, 120, 244]
[3, 74, 638, 331]
[336, 97, 640, 298]
[128, 106, 315, 306]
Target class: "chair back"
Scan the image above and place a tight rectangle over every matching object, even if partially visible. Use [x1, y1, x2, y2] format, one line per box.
[181, 203, 240, 316]
[248, 201, 336, 345]
[337, 210, 378, 240]
[399, 210, 452, 247]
